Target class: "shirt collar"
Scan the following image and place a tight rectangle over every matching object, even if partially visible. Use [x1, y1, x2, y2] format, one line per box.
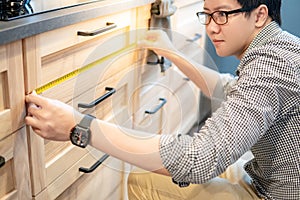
[236, 21, 282, 76]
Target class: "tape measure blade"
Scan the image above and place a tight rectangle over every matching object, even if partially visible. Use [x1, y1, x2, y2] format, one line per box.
[34, 44, 136, 94]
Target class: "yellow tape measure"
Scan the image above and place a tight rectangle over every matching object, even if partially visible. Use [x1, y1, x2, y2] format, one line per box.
[35, 43, 136, 94]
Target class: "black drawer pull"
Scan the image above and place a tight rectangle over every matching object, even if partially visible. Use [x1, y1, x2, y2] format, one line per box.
[186, 33, 202, 42]
[0, 156, 5, 168]
[77, 22, 117, 36]
[79, 154, 109, 173]
[145, 98, 167, 114]
[78, 87, 116, 108]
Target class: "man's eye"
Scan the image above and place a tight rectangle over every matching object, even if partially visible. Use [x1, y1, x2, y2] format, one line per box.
[217, 12, 227, 17]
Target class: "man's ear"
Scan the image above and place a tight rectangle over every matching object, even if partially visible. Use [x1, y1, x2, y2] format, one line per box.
[254, 4, 270, 28]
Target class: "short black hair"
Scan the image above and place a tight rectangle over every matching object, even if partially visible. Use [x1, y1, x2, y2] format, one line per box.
[237, 0, 282, 25]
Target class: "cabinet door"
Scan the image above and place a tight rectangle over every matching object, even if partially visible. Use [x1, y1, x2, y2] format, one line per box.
[0, 41, 25, 143]
[0, 41, 30, 200]
[0, 127, 31, 200]
[134, 65, 200, 136]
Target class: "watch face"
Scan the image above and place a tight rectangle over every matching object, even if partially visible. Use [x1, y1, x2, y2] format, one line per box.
[71, 126, 90, 148]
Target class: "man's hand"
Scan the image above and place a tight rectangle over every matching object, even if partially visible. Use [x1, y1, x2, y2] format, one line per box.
[25, 92, 83, 141]
[138, 30, 178, 56]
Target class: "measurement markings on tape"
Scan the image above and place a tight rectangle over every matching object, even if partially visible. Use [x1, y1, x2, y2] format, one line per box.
[35, 44, 136, 94]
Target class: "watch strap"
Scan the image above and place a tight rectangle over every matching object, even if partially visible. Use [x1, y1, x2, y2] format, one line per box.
[78, 114, 95, 128]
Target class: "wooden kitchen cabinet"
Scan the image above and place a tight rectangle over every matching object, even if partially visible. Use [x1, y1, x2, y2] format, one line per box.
[0, 41, 31, 199]
[22, 5, 151, 200]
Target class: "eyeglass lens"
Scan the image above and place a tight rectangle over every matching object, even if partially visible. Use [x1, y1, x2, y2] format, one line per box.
[198, 11, 228, 25]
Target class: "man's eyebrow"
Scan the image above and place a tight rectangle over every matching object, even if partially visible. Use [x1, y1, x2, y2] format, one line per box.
[203, 5, 233, 12]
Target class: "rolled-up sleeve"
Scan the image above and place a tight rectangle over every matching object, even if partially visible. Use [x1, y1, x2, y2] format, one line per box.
[159, 128, 218, 184]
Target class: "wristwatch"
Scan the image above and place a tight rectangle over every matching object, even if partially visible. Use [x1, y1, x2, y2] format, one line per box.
[70, 114, 95, 148]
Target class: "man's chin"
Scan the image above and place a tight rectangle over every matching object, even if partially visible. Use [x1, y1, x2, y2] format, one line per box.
[215, 48, 234, 57]
[215, 51, 228, 57]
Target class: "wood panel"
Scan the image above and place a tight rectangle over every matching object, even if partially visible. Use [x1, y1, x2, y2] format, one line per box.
[0, 127, 31, 200]
[0, 41, 25, 140]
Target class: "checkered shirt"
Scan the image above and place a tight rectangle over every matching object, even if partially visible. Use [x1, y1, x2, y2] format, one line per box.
[160, 22, 300, 200]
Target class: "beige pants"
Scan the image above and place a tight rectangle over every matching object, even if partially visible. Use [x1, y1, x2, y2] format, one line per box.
[127, 152, 262, 200]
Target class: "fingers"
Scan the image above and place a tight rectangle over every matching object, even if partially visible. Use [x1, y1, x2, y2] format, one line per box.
[25, 115, 41, 130]
[25, 91, 45, 108]
[27, 102, 42, 118]
[25, 116, 43, 137]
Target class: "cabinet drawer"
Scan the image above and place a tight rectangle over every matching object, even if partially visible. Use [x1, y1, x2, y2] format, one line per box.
[0, 127, 31, 200]
[39, 33, 136, 88]
[134, 87, 168, 134]
[76, 66, 135, 123]
[35, 149, 124, 200]
[55, 156, 124, 200]
[0, 41, 25, 140]
[134, 98, 162, 134]
[39, 9, 136, 57]
[138, 65, 199, 135]
[37, 12, 137, 88]
[41, 49, 139, 105]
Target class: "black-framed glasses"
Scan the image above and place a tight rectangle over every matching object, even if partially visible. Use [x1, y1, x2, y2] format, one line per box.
[196, 7, 254, 25]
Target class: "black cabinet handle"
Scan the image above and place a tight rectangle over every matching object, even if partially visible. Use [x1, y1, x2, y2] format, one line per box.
[145, 98, 167, 114]
[186, 33, 202, 42]
[79, 154, 109, 173]
[78, 87, 115, 172]
[0, 156, 5, 168]
[78, 87, 116, 108]
[77, 22, 117, 36]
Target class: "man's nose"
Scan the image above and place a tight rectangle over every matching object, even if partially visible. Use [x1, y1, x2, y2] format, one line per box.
[206, 19, 221, 34]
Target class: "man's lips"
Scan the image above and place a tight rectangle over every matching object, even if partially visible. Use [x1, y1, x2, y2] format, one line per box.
[212, 39, 224, 45]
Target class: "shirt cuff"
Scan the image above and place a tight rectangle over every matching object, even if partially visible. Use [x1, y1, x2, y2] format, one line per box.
[159, 133, 195, 184]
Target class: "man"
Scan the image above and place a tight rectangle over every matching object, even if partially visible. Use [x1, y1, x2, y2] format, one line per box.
[26, 0, 299, 199]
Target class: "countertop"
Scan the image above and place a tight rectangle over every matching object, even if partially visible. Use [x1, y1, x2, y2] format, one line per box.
[0, 0, 154, 46]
